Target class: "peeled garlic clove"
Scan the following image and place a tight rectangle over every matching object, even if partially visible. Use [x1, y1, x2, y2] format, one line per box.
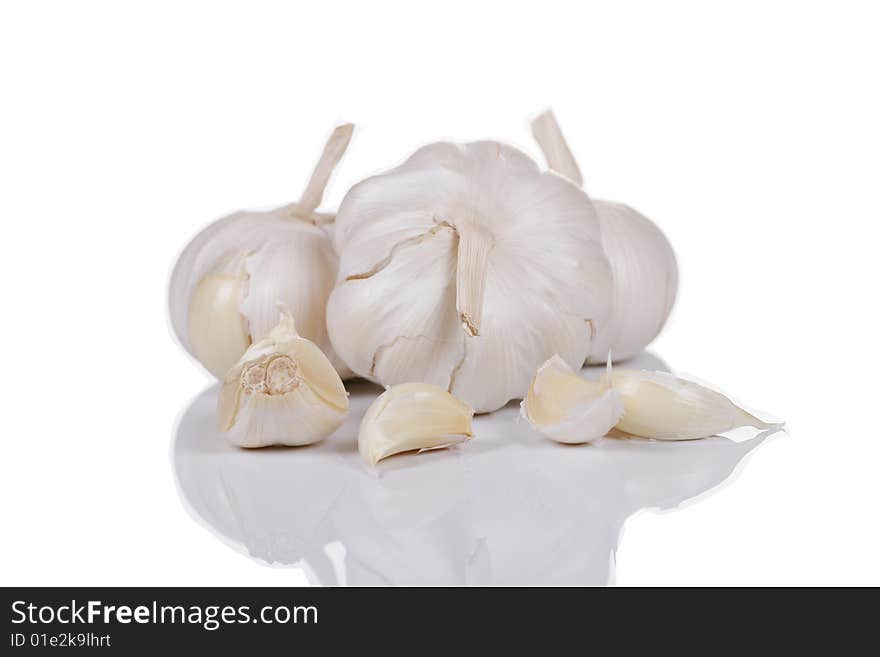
[218, 307, 349, 448]
[521, 354, 622, 444]
[328, 140, 612, 413]
[531, 110, 678, 362]
[612, 370, 782, 440]
[169, 123, 354, 379]
[188, 251, 252, 378]
[358, 383, 474, 465]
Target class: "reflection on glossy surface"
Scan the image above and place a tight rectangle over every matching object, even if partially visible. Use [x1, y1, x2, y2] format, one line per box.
[172, 352, 780, 585]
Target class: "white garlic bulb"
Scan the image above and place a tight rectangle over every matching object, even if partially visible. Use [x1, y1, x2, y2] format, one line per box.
[169, 124, 354, 379]
[358, 383, 474, 465]
[218, 307, 349, 448]
[612, 369, 782, 440]
[521, 354, 622, 444]
[327, 140, 612, 413]
[531, 110, 678, 362]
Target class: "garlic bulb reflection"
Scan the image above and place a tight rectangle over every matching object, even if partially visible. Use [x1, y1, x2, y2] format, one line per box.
[521, 355, 622, 444]
[327, 141, 612, 413]
[169, 124, 354, 379]
[218, 307, 349, 447]
[612, 370, 781, 440]
[532, 110, 678, 362]
[359, 383, 474, 465]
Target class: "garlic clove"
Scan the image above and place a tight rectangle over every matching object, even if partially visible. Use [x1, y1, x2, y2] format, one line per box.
[327, 223, 462, 389]
[188, 251, 252, 378]
[238, 233, 343, 370]
[611, 370, 783, 440]
[218, 307, 349, 448]
[358, 383, 474, 465]
[521, 354, 623, 444]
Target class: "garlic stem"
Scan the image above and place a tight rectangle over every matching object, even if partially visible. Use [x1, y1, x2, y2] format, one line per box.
[455, 223, 493, 337]
[296, 123, 354, 218]
[531, 110, 583, 187]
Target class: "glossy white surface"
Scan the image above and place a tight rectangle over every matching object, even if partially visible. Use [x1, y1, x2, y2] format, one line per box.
[174, 354, 783, 585]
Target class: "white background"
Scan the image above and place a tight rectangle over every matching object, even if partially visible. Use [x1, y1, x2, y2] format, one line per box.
[1, 1, 877, 586]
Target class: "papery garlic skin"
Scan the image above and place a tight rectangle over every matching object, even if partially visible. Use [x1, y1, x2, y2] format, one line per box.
[218, 308, 349, 448]
[589, 201, 677, 361]
[612, 370, 781, 440]
[531, 110, 678, 362]
[327, 140, 612, 413]
[359, 383, 475, 465]
[169, 124, 354, 379]
[521, 355, 623, 444]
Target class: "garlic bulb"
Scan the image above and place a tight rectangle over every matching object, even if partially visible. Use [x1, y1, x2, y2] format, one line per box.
[521, 354, 622, 444]
[218, 307, 349, 448]
[358, 383, 474, 465]
[169, 123, 354, 379]
[327, 140, 612, 413]
[531, 110, 678, 362]
[612, 369, 782, 440]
